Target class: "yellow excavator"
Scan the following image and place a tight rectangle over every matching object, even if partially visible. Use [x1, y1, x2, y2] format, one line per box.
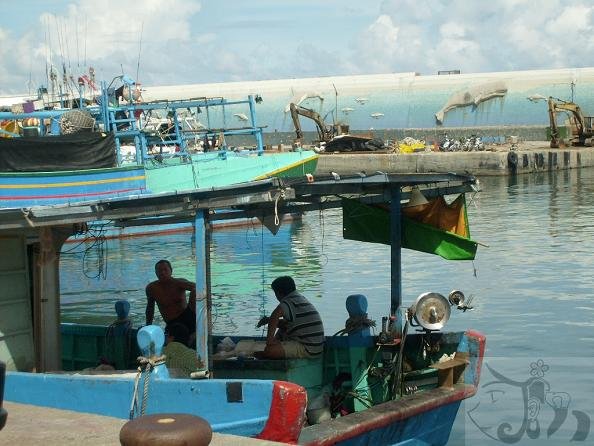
[289, 103, 384, 152]
[548, 97, 594, 148]
[289, 103, 342, 144]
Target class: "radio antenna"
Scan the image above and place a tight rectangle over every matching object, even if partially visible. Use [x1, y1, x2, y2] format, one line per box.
[136, 22, 144, 83]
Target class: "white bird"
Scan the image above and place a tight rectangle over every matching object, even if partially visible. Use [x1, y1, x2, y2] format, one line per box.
[370, 112, 384, 119]
[283, 92, 324, 113]
[526, 94, 547, 103]
[355, 97, 369, 105]
[233, 113, 249, 122]
[341, 107, 354, 114]
[331, 171, 341, 181]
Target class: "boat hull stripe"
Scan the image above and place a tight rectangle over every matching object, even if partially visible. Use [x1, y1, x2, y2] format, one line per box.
[253, 155, 318, 180]
[0, 187, 146, 200]
[0, 175, 146, 189]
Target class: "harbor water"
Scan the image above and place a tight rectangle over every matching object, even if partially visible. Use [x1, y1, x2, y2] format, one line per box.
[60, 168, 594, 445]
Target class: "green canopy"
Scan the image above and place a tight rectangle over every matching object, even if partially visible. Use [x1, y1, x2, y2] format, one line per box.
[342, 198, 478, 261]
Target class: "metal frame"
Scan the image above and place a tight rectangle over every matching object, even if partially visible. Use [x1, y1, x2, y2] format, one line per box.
[0, 173, 477, 230]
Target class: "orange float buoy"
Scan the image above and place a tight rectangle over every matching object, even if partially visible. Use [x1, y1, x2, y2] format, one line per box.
[22, 118, 40, 127]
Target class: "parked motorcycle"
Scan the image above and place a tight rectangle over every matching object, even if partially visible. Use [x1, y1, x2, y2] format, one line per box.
[439, 134, 461, 152]
[462, 135, 485, 151]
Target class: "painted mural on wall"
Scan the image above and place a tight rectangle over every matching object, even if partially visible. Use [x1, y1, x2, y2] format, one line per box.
[142, 68, 594, 132]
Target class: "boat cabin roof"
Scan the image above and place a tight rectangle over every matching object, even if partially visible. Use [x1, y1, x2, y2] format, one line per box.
[0, 172, 477, 231]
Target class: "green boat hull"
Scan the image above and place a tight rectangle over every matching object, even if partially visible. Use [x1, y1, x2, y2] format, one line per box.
[145, 150, 319, 192]
[0, 151, 318, 208]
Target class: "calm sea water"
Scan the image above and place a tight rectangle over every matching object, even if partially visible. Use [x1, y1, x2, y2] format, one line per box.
[60, 168, 594, 445]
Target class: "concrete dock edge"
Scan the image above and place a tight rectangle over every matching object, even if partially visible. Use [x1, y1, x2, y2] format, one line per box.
[316, 145, 594, 176]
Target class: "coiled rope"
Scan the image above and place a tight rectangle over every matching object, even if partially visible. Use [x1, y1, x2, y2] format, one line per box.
[333, 315, 376, 336]
[129, 354, 166, 419]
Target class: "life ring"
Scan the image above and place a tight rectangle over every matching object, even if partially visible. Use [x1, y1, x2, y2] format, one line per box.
[508, 151, 518, 168]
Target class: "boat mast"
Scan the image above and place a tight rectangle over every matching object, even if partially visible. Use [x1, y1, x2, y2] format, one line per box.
[390, 185, 402, 317]
[194, 211, 209, 371]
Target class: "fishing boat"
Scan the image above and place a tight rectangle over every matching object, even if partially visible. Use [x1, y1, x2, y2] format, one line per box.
[0, 76, 318, 209]
[1, 172, 484, 445]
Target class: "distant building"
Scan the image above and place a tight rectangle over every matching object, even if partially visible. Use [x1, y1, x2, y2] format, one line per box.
[438, 70, 461, 75]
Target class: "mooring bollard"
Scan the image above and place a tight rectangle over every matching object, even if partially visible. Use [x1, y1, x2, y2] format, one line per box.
[120, 413, 212, 446]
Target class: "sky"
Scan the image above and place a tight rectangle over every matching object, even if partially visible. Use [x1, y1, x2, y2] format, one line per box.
[0, 0, 593, 95]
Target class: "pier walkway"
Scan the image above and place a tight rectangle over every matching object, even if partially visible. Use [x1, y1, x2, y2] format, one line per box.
[2, 402, 284, 445]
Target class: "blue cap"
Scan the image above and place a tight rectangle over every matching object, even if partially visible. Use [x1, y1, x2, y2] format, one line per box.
[115, 300, 130, 319]
[346, 294, 368, 316]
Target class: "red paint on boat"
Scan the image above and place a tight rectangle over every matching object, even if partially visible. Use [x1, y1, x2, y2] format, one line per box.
[256, 381, 307, 444]
[465, 329, 486, 386]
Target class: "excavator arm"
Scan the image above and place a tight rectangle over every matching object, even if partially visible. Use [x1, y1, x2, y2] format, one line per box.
[548, 97, 591, 148]
[289, 103, 334, 143]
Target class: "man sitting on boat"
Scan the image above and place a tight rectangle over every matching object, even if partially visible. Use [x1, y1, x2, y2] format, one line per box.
[256, 276, 324, 359]
[145, 259, 197, 346]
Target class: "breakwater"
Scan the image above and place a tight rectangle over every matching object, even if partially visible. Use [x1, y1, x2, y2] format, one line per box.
[258, 126, 554, 147]
[315, 144, 594, 176]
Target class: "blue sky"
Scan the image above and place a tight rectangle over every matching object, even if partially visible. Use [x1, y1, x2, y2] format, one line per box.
[1, 0, 593, 94]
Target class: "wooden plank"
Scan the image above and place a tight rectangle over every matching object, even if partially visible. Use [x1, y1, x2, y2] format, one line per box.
[429, 358, 469, 370]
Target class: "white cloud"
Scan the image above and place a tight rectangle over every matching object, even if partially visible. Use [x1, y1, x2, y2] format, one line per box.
[0, 0, 593, 94]
[0, 0, 202, 93]
[439, 22, 466, 40]
[351, 0, 594, 75]
[196, 33, 216, 45]
[367, 15, 399, 47]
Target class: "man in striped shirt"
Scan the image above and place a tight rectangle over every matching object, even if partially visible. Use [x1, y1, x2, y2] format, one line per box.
[258, 276, 325, 359]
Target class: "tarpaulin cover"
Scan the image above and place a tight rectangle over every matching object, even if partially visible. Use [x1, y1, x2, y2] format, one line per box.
[342, 197, 478, 260]
[0, 132, 117, 172]
[402, 194, 471, 238]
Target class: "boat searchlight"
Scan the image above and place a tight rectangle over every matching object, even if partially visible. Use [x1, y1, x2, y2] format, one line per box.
[410, 292, 451, 331]
[409, 289, 475, 332]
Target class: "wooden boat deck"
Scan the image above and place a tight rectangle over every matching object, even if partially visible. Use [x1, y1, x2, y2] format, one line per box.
[2, 402, 284, 445]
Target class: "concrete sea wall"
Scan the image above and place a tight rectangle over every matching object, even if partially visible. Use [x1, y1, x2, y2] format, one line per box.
[315, 145, 594, 177]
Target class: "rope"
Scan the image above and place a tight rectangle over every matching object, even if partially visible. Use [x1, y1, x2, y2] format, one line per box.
[259, 222, 267, 325]
[392, 319, 410, 399]
[273, 190, 285, 226]
[333, 314, 376, 336]
[129, 355, 166, 419]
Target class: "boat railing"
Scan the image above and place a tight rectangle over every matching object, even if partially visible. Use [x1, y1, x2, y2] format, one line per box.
[0, 80, 267, 167]
[99, 81, 266, 164]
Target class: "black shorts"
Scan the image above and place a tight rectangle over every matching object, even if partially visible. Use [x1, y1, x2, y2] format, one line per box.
[166, 306, 196, 334]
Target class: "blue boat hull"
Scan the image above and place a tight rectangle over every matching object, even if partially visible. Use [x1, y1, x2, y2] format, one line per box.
[334, 401, 461, 446]
[5, 372, 275, 437]
[5, 330, 485, 445]
[0, 166, 147, 208]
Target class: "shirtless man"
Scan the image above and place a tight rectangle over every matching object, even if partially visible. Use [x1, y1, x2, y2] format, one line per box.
[145, 260, 197, 343]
